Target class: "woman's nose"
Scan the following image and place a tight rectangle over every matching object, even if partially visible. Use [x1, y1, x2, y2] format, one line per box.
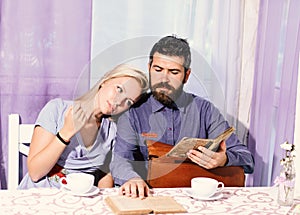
[114, 94, 125, 106]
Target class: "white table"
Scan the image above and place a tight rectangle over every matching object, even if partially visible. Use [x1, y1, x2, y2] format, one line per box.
[0, 187, 298, 214]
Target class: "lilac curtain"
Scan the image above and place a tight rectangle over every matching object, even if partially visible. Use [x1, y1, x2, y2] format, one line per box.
[0, 0, 92, 189]
[248, 0, 300, 186]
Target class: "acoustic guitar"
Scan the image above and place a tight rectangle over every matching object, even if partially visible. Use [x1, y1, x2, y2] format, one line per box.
[146, 140, 245, 188]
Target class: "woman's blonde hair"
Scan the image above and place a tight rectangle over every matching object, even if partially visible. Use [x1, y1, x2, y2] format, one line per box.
[75, 64, 149, 103]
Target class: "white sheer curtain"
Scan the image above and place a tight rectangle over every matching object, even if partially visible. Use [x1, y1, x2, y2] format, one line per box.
[91, 0, 258, 145]
[295, 54, 300, 195]
[191, 0, 259, 144]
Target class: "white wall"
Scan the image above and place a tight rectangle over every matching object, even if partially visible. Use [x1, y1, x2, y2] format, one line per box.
[90, 0, 258, 145]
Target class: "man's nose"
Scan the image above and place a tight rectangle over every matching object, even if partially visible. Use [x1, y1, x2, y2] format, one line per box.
[160, 70, 170, 82]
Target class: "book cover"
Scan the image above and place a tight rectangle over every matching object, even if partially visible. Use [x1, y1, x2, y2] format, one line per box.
[166, 127, 235, 158]
[105, 195, 187, 215]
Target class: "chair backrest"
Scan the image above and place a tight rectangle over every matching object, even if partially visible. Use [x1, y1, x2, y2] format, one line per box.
[8, 114, 34, 190]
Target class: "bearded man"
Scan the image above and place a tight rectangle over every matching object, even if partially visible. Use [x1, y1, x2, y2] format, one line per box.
[110, 35, 254, 198]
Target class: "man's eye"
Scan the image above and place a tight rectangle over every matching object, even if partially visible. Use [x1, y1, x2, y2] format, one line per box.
[154, 68, 162, 72]
[126, 100, 134, 107]
[117, 86, 123, 93]
[171, 71, 179, 75]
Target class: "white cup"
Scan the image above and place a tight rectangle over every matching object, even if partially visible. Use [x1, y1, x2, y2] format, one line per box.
[191, 177, 224, 197]
[59, 173, 94, 194]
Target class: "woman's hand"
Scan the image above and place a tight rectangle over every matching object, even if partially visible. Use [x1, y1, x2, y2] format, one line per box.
[60, 104, 89, 140]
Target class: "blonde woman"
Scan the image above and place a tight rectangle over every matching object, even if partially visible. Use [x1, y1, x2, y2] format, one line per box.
[18, 64, 148, 189]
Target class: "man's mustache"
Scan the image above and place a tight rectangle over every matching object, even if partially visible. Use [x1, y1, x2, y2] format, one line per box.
[152, 82, 175, 91]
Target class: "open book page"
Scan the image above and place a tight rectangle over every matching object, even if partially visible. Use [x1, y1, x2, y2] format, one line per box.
[105, 195, 151, 215]
[105, 195, 186, 215]
[145, 196, 187, 213]
[166, 127, 235, 158]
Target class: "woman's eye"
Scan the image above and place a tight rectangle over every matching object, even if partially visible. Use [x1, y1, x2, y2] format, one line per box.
[117, 86, 123, 93]
[126, 100, 134, 107]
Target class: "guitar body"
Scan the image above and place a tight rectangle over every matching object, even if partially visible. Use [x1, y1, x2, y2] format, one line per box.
[146, 140, 245, 188]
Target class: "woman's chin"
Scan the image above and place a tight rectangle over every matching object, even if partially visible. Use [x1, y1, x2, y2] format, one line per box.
[104, 110, 117, 116]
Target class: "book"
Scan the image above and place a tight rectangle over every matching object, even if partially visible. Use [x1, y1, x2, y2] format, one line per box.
[166, 127, 235, 158]
[105, 195, 187, 215]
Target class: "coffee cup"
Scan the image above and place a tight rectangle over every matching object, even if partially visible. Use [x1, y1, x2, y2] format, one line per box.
[191, 177, 224, 197]
[59, 172, 94, 194]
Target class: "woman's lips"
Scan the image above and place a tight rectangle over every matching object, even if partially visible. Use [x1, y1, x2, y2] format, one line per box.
[107, 101, 116, 114]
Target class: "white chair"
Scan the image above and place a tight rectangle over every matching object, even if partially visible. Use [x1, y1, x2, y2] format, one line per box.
[8, 114, 34, 190]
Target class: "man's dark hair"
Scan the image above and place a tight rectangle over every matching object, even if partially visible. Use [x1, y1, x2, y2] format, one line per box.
[149, 35, 191, 72]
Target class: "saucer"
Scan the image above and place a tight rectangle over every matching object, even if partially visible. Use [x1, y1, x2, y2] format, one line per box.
[61, 186, 99, 197]
[184, 189, 223, 201]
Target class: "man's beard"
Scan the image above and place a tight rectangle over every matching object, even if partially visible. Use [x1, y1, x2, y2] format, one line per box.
[151, 82, 183, 108]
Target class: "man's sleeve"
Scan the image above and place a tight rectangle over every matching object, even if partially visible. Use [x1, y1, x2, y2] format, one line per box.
[224, 135, 255, 174]
[110, 111, 146, 186]
[206, 103, 255, 174]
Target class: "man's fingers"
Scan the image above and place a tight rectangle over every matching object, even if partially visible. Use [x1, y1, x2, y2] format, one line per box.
[124, 183, 132, 197]
[145, 186, 152, 197]
[118, 178, 150, 198]
[197, 146, 215, 158]
[137, 183, 145, 199]
[218, 140, 226, 152]
[119, 186, 125, 195]
[187, 148, 215, 168]
[188, 148, 214, 162]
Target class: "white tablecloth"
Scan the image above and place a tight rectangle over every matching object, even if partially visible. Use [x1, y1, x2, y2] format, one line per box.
[0, 187, 298, 214]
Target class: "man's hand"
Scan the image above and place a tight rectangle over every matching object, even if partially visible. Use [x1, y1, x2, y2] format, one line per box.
[187, 140, 228, 169]
[118, 177, 151, 199]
